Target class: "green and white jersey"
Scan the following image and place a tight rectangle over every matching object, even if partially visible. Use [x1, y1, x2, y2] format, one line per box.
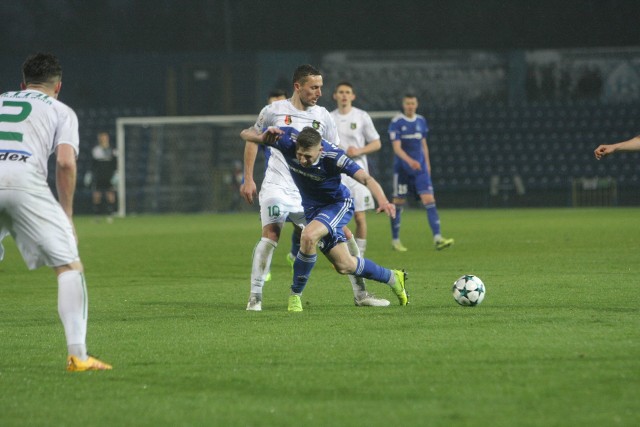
[330, 107, 379, 173]
[253, 99, 339, 194]
[0, 89, 79, 192]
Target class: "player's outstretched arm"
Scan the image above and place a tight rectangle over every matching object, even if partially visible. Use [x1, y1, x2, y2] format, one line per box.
[240, 126, 283, 145]
[353, 169, 396, 219]
[594, 135, 640, 160]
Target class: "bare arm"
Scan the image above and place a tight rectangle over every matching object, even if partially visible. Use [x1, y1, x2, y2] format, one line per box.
[240, 126, 283, 145]
[392, 139, 421, 170]
[240, 126, 262, 144]
[56, 144, 77, 218]
[346, 139, 381, 158]
[239, 141, 259, 204]
[352, 169, 395, 218]
[422, 137, 432, 173]
[56, 144, 78, 242]
[594, 135, 640, 160]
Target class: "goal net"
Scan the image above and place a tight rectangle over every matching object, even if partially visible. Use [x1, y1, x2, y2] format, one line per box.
[115, 112, 397, 216]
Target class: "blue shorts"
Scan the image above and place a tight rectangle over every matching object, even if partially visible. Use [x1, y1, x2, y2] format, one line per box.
[304, 199, 354, 254]
[392, 169, 434, 199]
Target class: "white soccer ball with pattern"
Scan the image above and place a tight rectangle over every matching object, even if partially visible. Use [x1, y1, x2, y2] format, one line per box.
[452, 275, 486, 306]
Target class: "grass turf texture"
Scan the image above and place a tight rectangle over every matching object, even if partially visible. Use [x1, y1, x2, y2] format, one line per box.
[0, 208, 638, 426]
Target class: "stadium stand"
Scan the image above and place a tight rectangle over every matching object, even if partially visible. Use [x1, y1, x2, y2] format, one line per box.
[366, 101, 639, 208]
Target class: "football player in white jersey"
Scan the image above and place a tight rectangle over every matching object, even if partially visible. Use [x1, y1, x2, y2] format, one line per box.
[331, 82, 382, 258]
[244, 89, 300, 284]
[240, 64, 389, 311]
[0, 53, 111, 371]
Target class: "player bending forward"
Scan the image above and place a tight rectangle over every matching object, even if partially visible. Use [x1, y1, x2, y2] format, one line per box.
[241, 125, 408, 312]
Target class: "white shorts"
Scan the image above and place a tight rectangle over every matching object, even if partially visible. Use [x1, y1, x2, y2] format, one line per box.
[342, 175, 374, 212]
[0, 189, 79, 270]
[258, 184, 306, 229]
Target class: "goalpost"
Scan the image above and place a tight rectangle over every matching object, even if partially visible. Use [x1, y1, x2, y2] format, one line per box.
[115, 111, 397, 217]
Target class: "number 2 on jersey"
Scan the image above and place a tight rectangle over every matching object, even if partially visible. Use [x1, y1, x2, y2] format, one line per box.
[0, 100, 32, 142]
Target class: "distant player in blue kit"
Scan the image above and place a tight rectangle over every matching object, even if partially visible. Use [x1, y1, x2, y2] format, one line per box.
[388, 94, 454, 252]
[241, 126, 408, 311]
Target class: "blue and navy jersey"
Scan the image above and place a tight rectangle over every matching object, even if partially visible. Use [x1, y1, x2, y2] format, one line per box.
[388, 113, 429, 175]
[269, 127, 362, 208]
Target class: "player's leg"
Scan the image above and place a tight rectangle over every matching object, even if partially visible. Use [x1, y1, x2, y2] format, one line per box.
[390, 172, 408, 251]
[343, 177, 373, 256]
[293, 199, 355, 299]
[287, 219, 328, 311]
[353, 211, 368, 255]
[4, 189, 111, 370]
[91, 189, 103, 217]
[55, 262, 112, 371]
[325, 243, 408, 306]
[247, 195, 288, 311]
[343, 226, 390, 307]
[249, 189, 304, 310]
[287, 225, 301, 269]
[417, 175, 454, 250]
[247, 223, 281, 310]
[349, 178, 375, 257]
[106, 189, 117, 217]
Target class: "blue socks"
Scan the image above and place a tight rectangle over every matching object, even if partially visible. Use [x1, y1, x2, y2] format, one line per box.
[354, 257, 392, 283]
[290, 231, 301, 258]
[291, 251, 317, 294]
[390, 206, 402, 240]
[424, 202, 441, 237]
[292, 252, 393, 294]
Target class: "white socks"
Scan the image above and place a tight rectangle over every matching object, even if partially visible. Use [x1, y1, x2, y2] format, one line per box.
[250, 237, 277, 294]
[347, 235, 366, 294]
[57, 270, 88, 359]
[355, 238, 367, 257]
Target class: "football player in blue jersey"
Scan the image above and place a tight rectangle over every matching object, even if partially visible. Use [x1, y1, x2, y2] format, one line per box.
[388, 94, 454, 252]
[241, 126, 408, 311]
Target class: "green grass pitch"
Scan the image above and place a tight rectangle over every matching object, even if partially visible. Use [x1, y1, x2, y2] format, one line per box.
[0, 208, 638, 426]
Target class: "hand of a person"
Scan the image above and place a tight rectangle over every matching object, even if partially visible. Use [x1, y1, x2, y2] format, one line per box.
[409, 159, 422, 170]
[376, 202, 396, 219]
[594, 144, 613, 160]
[346, 146, 360, 158]
[239, 179, 257, 204]
[262, 127, 283, 144]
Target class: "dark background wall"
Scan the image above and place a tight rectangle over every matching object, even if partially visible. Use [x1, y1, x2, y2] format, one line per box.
[1, 1, 638, 212]
[2, 0, 639, 54]
[1, 0, 639, 114]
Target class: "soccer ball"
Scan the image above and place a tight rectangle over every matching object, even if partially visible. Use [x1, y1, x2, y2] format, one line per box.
[452, 275, 486, 306]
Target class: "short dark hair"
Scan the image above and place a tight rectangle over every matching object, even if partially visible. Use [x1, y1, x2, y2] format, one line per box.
[292, 64, 321, 85]
[404, 93, 418, 100]
[296, 127, 322, 149]
[334, 81, 354, 92]
[22, 53, 62, 86]
[268, 89, 288, 99]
